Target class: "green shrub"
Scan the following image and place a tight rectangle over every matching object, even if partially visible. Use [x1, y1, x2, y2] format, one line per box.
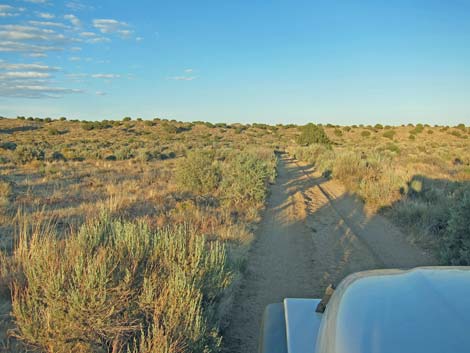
[14, 145, 45, 164]
[175, 150, 220, 194]
[374, 124, 383, 129]
[11, 215, 229, 353]
[441, 190, 470, 265]
[382, 130, 396, 140]
[221, 153, 271, 206]
[361, 130, 371, 138]
[297, 124, 331, 146]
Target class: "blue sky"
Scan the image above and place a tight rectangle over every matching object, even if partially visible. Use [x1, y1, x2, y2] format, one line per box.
[0, 0, 469, 125]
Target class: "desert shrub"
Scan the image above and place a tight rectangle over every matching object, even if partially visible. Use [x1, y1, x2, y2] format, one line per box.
[410, 124, 424, 135]
[383, 142, 400, 153]
[374, 124, 383, 129]
[382, 130, 396, 139]
[162, 122, 178, 134]
[455, 123, 466, 131]
[221, 152, 272, 206]
[175, 150, 220, 194]
[361, 130, 371, 138]
[48, 151, 66, 162]
[14, 145, 45, 164]
[342, 126, 351, 132]
[115, 147, 134, 160]
[297, 124, 331, 146]
[409, 134, 416, 140]
[48, 128, 60, 135]
[441, 189, 470, 265]
[11, 215, 230, 353]
[123, 117, 132, 121]
[333, 129, 343, 137]
[450, 130, 464, 138]
[331, 152, 366, 187]
[144, 120, 155, 127]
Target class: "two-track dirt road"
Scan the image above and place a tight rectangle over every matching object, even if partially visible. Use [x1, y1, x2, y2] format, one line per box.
[223, 155, 436, 353]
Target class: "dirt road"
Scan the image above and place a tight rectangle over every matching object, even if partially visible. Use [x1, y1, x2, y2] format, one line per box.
[223, 155, 436, 353]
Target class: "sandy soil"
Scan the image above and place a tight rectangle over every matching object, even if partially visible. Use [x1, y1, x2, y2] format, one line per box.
[222, 155, 437, 353]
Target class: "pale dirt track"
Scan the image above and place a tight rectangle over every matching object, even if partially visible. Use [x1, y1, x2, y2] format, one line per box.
[222, 155, 436, 353]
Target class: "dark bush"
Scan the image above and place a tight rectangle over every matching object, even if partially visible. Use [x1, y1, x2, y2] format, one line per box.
[1, 142, 17, 151]
[297, 124, 331, 146]
[441, 190, 470, 265]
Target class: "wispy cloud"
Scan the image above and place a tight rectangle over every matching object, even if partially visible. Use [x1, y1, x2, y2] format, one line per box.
[64, 14, 81, 27]
[0, 84, 82, 98]
[28, 20, 71, 29]
[65, 1, 93, 11]
[0, 60, 80, 98]
[93, 19, 133, 38]
[0, 5, 21, 17]
[0, 4, 139, 99]
[2, 71, 51, 79]
[168, 69, 198, 81]
[36, 12, 54, 19]
[91, 73, 121, 79]
[0, 62, 59, 71]
[169, 76, 197, 81]
[95, 90, 106, 96]
[23, 0, 49, 4]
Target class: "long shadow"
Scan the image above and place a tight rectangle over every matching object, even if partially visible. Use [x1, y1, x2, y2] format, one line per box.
[0, 125, 39, 134]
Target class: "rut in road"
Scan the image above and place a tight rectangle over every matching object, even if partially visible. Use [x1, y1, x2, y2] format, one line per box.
[222, 155, 436, 353]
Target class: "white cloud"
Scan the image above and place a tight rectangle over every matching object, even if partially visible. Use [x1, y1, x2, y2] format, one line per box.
[0, 60, 80, 98]
[0, 25, 68, 42]
[3, 71, 51, 79]
[0, 4, 20, 17]
[93, 19, 133, 38]
[28, 20, 70, 29]
[64, 14, 81, 27]
[169, 76, 197, 81]
[87, 36, 110, 44]
[23, 0, 49, 3]
[184, 68, 194, 73]
[68, 56, 81, 61]
[29, 52, 47, 57]
[66, 1, 93, 11]
[95, 90, 106, 96]
[0, 84, 82, 98]
[37, 12, 54, 19]
[70, 46, 81, 51]
[91, 73, 120, 79]
[135, 36, 143, 42]
[79, 31, 96, 37]
[0, 62, 59, 71]
[0, 40, 61, 53]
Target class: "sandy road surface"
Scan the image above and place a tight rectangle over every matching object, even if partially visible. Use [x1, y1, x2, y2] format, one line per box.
[223, 155, 436, 353]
